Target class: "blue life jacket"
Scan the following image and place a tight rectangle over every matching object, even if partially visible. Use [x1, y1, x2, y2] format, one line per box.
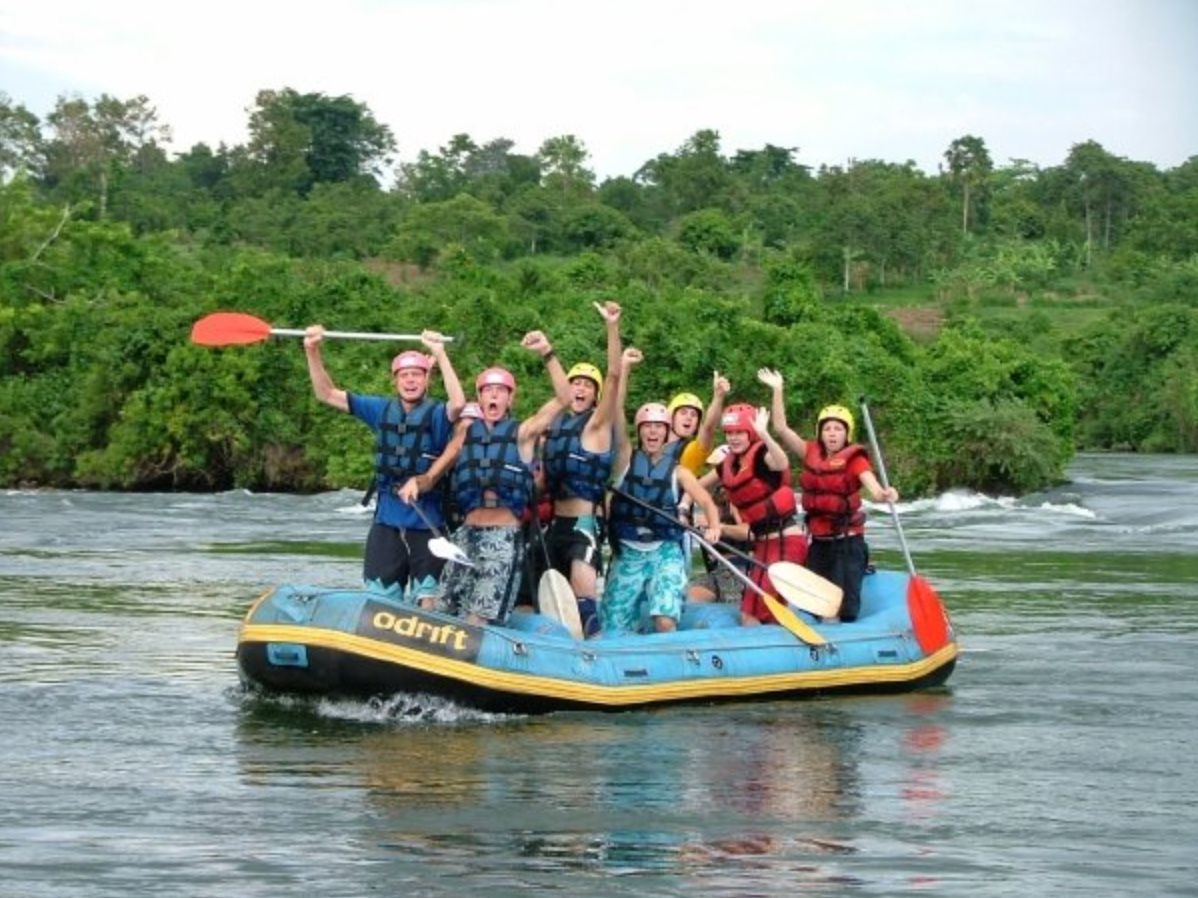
[542, 409, 613, 504]
[452, 418, 534, 517]
[611, 450, 682, 543]
[374, 399, 442, 496]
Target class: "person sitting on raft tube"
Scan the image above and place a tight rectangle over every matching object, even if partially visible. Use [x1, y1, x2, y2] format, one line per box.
[410, 331, 572, 627]
[540, 301, 624, 638]
[603, 348, 721, 634]
[713, 402, 809, 627]
[757, 368, 899, 622]
[304, 325, 465, 606]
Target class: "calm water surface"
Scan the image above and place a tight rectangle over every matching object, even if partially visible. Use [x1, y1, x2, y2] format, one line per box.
[1, 454, 1196, 897]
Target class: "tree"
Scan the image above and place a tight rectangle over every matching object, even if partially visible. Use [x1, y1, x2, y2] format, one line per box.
[943, 135, 993, 235]
[242, 89, 395, 195]
[537, 134, 594, 195]
[0, 93, 42, 181]
[42, 94, 171, 218]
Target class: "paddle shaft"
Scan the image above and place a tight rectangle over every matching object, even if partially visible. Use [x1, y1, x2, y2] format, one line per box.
[610, 486, 762, 570]
[272, 327, 450, 342]
[858, 398, 917, 577]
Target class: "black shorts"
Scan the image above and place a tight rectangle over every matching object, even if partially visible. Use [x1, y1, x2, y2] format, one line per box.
[806, 534, 869, 621]
[362, 523, 445, 601]
[545, 514, 604, 578]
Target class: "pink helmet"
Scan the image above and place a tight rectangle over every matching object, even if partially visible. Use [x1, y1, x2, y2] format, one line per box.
[721, 403, 758, 437]
[391, 350, 431, 374]
[634, 402, 671, 428]
[475, 366, 516, 393]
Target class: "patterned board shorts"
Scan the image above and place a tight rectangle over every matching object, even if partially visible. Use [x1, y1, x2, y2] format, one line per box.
[601, 540, 688, 634]
[435, 525, 525, 624]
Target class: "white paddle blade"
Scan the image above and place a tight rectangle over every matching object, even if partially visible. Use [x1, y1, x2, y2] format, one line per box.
[429, 536, 473, 567]
[768, 561, 843, 618]
[538, 570, 583, 639]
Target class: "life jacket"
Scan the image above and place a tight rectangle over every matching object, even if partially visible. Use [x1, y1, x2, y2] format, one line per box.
[719, 441, 797, 533]
[452, 418, 534, 517]
[374, 399, 442, 495]
[610, 450, 683, 544]
[542, 409, 613, 504]
[799, 442, 869, 537]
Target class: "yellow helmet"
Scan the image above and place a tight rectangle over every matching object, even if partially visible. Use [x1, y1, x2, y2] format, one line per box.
[817, 404, 856, 442]
[566, 362, 603, 401]
[667, 392, 704, 417]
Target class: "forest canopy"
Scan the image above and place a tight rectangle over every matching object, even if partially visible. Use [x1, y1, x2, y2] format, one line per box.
[2, 88, 1196, 494]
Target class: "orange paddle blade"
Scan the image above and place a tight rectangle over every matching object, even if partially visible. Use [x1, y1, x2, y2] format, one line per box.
[190, 312, 274, 346]
[908, 575, 951, 654]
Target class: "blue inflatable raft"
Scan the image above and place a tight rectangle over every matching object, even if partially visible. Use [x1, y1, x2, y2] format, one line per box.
[237, 569, 956, 713]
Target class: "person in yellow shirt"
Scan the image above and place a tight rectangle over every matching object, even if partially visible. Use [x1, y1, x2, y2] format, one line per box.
[666, 370, 730, 475]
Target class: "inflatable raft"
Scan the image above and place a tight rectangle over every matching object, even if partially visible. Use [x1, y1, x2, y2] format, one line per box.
[237, 568, 956, 714]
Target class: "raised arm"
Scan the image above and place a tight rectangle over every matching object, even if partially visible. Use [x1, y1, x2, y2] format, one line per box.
[588, 300, 623, 434]
[753, 406, 792, 472]
[518, 330, 568, 452]
[757, 367, 806, 456]
[303, 325, 348, 412]
[612, 346, 643, 475]
[524, 329, 572, 408]
[423, 329, 465, 420]
[695, 369, 731, 453]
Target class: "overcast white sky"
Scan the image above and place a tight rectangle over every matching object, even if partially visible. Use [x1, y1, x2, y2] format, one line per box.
[2, 0, 1195, 179]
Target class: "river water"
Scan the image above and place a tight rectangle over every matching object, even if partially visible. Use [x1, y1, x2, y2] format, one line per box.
[1, 454, 1195, 897]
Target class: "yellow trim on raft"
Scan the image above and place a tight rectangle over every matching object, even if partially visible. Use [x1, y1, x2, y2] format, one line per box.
[240, 621, 958, 707]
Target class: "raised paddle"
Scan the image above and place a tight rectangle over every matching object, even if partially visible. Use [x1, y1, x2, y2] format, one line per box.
[609, 487, 828, 646]
[610, 486, 840, 618]
[858, 397, 952, 654]
[190, 311, 454, 347]
[406, 501, 473, 568]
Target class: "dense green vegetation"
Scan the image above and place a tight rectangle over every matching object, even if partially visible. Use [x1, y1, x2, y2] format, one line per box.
[2, 89, 1195, 495]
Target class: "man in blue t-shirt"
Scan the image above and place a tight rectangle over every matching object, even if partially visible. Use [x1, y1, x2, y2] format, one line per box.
[304, 326, 465, 604]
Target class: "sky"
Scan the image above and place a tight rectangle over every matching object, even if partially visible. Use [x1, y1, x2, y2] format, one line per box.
[2, 0, 1196, 180]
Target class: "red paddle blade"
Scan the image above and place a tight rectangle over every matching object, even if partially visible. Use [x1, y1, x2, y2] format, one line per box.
[190, 312, 274, 346]
[908, 575, 952, 654]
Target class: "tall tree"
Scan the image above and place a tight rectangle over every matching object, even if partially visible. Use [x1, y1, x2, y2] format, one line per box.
[943, 134, 993, 235]
[243, 89, 395, 195]
[42, 94, 171, 217]
[0, 93, 42, 181]
[537, 134, 594, 195]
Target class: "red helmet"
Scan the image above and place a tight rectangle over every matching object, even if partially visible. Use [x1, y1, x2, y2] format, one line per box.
[634, 402, 671, 428]
[391, 350, 431, 373]
[721, 403, 758, 437]
[475, 366, 516, 393]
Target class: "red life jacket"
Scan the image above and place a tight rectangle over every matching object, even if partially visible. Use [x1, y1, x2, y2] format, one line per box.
[799, 442, 868, 537]
[719, 441, 797, 531]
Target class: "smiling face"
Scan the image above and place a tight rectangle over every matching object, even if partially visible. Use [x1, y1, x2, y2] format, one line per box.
[639, 421, 670, 456]
[820, 419, 848, 454]
[672, 406, 700, 439]
[394, 368, 429, 404]
[478, 383, 513, 422]
[725, 429, 752, 454]
[569, 376, 598, 414]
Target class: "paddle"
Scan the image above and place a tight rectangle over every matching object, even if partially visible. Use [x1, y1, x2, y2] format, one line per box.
[406, 501, 473, 568]
[858, 397, 952, 654]
[609, 487, 828, 646]
[611, 486, 840, 617]
[531, 519, 583, 639]
[190, 311, 454, 347]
